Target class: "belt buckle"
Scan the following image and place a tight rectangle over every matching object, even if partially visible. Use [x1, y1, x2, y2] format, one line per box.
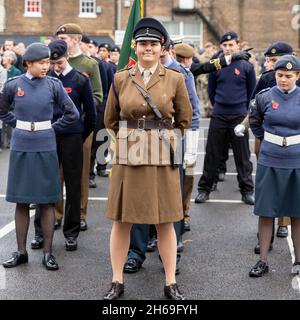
[30, 122, 35, 131]
[282, 137, 287, 147]
[137, 118, 145, 130]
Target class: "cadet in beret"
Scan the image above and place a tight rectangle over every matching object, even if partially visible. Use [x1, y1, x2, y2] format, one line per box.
[30, 39, 96, 252]
[1, 43, 79, 271]
[99, 43, 117, 73]
[195, 31, 256, 205]
[110, 45, 120, 65]
[234, 41, 296, 252]
[249, 55, 300, 277]
[55, 22, 103, 234]
[103, 17, 192, 300]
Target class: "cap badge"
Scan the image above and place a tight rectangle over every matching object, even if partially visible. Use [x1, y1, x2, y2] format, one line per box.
[227, 35, 231, 40]
[271, 48, 276, 54]
[146, 28, 149, 35]
[53, 53, 58, 58]
[286, 62, 293, 70]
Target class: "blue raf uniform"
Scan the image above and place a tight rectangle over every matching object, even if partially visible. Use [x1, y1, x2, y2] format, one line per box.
[248, 55, 300, 277]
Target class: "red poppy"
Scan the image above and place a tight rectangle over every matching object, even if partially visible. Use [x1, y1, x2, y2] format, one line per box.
[234, 68, 240, 76]
[17, 88, 25, 97]
[65, 87, 72, 94]
[272, 100, 279, 110]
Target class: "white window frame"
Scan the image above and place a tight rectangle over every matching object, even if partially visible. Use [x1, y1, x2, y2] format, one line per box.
[79, 0, 97, 18]
[24, 0, 42, 18]
[164, 21, 203, 48]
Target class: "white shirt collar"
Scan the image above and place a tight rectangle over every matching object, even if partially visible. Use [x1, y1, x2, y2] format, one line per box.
[54, 62, 73, 77]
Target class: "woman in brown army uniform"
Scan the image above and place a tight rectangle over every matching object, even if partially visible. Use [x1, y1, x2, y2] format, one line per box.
[103, 18, 192, 300]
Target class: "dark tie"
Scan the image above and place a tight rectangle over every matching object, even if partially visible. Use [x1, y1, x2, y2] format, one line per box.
[31, 77, 38, 81]
[284, 91, 288, 94]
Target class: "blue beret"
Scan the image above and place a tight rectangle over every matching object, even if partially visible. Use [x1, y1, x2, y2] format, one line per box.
[274, 55, 300, 72]
[81, 34, 90, 44]
[48, 40, 68, 60]
[99, 43, 111, 51]
[111, 45, 120, 53]
[22, 42, 50, 62]
[133, 17, 168, 45]
[264, 41, 293, 57]
[89, 39, 98, 47]
[220, 31, 239, 44]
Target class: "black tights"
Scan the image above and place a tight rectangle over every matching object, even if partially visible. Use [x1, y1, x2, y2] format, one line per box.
[259, 216, 300, 262]
[15, 203, 55, 254]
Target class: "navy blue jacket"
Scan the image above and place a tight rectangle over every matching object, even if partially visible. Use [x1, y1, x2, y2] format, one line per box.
[208, 59, 256, 116]
[48, 68, 96, 140]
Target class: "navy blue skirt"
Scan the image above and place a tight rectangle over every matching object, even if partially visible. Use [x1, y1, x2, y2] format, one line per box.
[6, 151, 61, 204]
[254, 164, 300, 218]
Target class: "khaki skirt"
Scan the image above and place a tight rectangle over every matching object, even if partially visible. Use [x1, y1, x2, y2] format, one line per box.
[106, 164, 183, 224]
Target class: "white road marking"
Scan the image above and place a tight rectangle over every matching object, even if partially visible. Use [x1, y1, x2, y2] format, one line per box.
[0, 211, 35, 239]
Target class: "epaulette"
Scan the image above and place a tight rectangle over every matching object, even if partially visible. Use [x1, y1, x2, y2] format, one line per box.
[116, 66, 132, 73]
[209, 58, 222, 71]
[165, 66, 180, 73]
[257, 87, 271, 95]
[6, 75, 21, 82]
[46, 75, 60, 82]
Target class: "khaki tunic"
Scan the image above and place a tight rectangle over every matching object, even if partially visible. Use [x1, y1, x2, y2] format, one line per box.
[104, 63, 192, 224]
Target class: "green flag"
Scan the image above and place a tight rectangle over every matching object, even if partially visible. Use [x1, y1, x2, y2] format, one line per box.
[117, 0, 144, 70]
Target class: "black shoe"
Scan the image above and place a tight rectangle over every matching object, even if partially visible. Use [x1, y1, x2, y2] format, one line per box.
[54, 219, 62, 230]
[124, 258, 142, 273]
[103, 281, 124, 300]
[211, 182, 217, 192]
[195, 191, 209, 203]
[184, 220, 191, 232]
[31, 235, 44, 249]
[65, 237, 77, 251]
[254, 241, 273, 254]
[80, 219, 88, 231]
[242, 193, 255, 205]
[164, 283, 185, 300]
[276, 226, 288, 238]
[177, 240, 184, 253]
[97, 169, 109, 177]
[42, 253, 59, 271]
[3, 251, 28, 268]
[249, 260, 269, 277]
[89, 179, 97, 188]
[291, 262, 300, 275]
[218, 172, 225, 181]
[146, 236, 157, 252]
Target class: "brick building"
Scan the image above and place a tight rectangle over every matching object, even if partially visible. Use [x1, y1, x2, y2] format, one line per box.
[0, 0, 299, 51]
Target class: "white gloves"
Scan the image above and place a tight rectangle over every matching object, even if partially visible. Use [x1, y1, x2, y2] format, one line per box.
[234, 124, 246, 137]
[184, 130, 199, 167]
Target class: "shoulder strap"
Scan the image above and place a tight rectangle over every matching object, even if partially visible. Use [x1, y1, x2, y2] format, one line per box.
[128, 69, 162, 119]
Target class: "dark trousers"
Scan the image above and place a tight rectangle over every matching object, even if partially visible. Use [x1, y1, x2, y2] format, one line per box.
[198, 114, 253, 194]
[34, 134, 83, 238]
[90, 110, 109, 178]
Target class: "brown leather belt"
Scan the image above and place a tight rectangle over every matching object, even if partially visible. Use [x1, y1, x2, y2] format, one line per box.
[120, 118, 173, 130]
